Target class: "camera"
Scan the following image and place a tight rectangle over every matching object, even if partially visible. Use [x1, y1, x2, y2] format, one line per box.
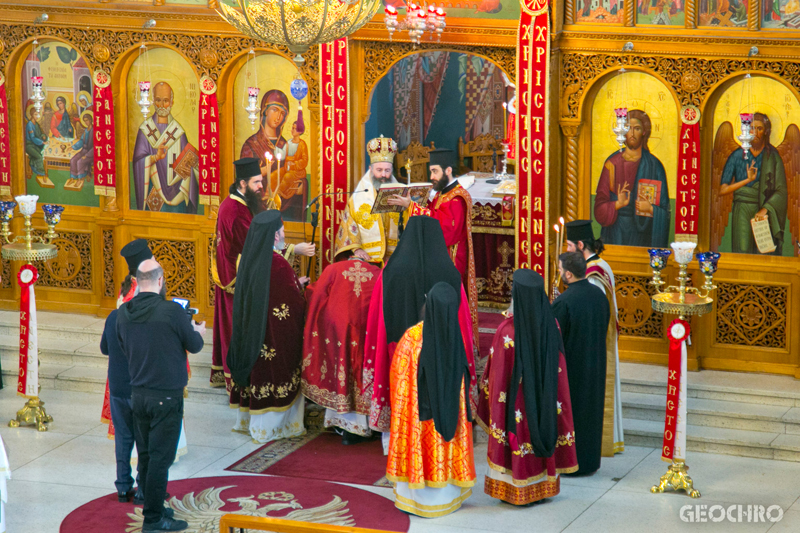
[172, 297, 199, 317]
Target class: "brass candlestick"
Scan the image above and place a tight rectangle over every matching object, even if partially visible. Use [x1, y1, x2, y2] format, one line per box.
[647, 243, 720, 499]
[3, 197, 63, 432]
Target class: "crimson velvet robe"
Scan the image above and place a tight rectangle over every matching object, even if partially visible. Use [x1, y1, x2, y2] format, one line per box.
[410, 182, 479, 358]
[362, 272, 478, 432]
[211, 194, 252, 388]
[229, 252, 305, 414]
[301, 259, 380, 415]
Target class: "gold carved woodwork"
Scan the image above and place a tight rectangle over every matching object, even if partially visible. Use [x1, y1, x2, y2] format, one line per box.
[207, 235, 215, 308]
[0, 23, 320, 104]
[0, 38, 4, 56]
[715, 282, 787, 349]
[103, 229, 114, 298]
[1, 257, 9, 289]
[458, 134, 509, 175]
[361, 41, 514, 110]
[560, 52, 800, 120]
[396, 141, 435, 184]
[615, 274, 664, 338]
[35, 230, 92, 290]
[92, 42, 110, 63]
[565, 0, 575, 25]
[560, 123, 580, 222]
[685, 1, 697, 29]
[147, 238, 197, 300]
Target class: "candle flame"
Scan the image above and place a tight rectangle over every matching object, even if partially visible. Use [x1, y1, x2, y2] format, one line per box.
[559, 216, 565, 225]
[554, 224, 559, 232]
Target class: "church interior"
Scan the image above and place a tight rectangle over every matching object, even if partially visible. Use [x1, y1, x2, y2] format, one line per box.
[1, 0, 800, 532]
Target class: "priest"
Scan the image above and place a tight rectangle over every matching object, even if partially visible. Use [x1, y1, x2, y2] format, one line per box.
[301, 257, 380, 443]
[211, 158, 313, 388]
[565, 220, 624, 456]
[334, 135, 402, 264]
[551, 252, 610, 475]
[226, 210, 307, 443]
[388, 149, 478, 359]
[386, 282, 476, 517]
[477, 270, 577, 505]
[362, 216, 477, 443]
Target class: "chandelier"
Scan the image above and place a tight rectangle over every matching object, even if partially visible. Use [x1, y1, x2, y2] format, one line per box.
[217, 0, 382, 67]
[385, 3, 447, 44]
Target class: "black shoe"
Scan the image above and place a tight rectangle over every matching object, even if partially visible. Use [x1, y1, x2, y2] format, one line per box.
[162, 506, 174, 519]
[142, 517, 188, 532]
[134, 491, 171, 505]
[341, 430, 372, 445]
[118, 489, 135, 503]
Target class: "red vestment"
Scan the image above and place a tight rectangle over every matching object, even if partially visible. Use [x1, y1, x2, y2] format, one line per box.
[477, 317, 578, 505]
[211, 194, 252, 388]
[301, 259, 380, 414]
[362, 273, 478, 432]
[229, 252, 305, 414]
[410, 183, 479, 358]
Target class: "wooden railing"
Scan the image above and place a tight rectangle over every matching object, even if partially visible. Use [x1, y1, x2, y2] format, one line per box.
[218, 515, 403, 533]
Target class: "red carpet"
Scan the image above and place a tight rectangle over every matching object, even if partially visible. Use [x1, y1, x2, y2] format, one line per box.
[478, 310, 505, 360]
[227, 431, 391, 487]
[60, 475, 409, 533]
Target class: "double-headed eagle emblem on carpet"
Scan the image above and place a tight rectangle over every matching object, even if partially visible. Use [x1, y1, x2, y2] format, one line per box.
[125, 486, 354, 533]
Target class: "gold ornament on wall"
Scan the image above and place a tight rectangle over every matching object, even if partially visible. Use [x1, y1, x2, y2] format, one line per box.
[199, 48, 219, 69]
[92, 43, 111, 63]
[680, 72, 701, 94]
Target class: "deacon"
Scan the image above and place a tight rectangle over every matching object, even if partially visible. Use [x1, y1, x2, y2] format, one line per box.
[211, 158, 314, 388]
[552, 252, 610, 475]
[388, 149, 478, 355]
[566, 220, 624, 456]
[301, 256, 380, 444]
[477, 270, 578, 506]
[334, 135, 402, 264]
[386, 282, 476, 517]
[226, 210, 307, 443]
[362, 216, 477, 444]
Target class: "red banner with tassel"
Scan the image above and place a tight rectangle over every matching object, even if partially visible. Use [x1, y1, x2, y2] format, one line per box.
[516, 0, 549, 277]
[662, 318, 690, 461]
[199, 75, 221, 206]
[93, 69, 116, 197]
[0, 73, 10, 196]
[17, 265, 39, 398]
[319, 38, 349, 268]
[675, 105, 700, 242]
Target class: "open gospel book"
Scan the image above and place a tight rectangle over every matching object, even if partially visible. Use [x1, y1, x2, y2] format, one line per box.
[371, 183, 433, 214]
[750, 217, 777, 254]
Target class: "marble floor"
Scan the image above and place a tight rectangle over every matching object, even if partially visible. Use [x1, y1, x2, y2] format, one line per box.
[2, 386, 800, 533]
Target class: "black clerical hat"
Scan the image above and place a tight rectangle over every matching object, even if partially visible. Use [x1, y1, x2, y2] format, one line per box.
[428, 149, 456, 172]
[120, 239, 153, 277]
[233, 157, 261, 182]
[565, 220, 595, 243]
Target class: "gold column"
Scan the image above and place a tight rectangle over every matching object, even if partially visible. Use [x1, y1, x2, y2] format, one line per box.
[748, 3, 759, 31]
[560, 123, 580, 222]
[624, 0, 635, 26]
[565, 0, 575, 25]
[684, 0, 697, 29]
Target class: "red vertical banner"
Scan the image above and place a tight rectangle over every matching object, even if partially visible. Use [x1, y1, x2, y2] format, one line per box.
[676, 105, 700, 241]
[92, 69, 116, 197]
[319, 38, 349, 268]
[0, 73, 10, 196]
[516, 0, 549, 277]
[199, 76, 221, 207]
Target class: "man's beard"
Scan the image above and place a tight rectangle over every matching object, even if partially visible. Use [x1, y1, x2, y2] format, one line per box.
[243, 186, 264, 215]
[432, 177, 448, 192]
[274, 236, 285, 251]
[370, 171, 393, 190]
[155, 105, 171, 117]
[159, 283, 167, 299]
[625, 137, 642, 151]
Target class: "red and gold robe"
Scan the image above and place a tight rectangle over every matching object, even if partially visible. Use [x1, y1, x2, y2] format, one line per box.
[363, 273, 478, 432]
[211, 194, 252, 388]
[386, 322, 476, 516]
[477, 317, 578, 505]
[229, 252, 305, 415]
[301, 259, 380, 415]
[410, 183, 479, 358]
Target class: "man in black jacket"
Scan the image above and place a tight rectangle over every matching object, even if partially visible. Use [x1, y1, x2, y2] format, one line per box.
[117, 259, 205, 532]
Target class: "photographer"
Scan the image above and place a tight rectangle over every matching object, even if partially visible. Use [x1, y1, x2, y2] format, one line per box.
[116, 259, 205, 533]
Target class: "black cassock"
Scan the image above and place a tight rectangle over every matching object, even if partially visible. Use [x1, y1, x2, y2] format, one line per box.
[552, 279, 610, 475]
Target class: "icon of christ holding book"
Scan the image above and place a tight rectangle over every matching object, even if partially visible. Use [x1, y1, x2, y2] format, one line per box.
[593, 109, 670, 248]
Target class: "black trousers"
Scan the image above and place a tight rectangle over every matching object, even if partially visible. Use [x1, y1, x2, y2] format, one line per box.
[132, 392, 183, 525]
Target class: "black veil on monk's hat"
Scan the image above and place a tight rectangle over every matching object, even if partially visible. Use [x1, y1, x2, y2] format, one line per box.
[505, 269, 561, 457]
[382, 215, 462, 345]
[227, 209, 282, 387]
[120, 239, 153, 277]
[565, 219, 594, 243]
[418, 282, 471, 442]
[233, 157, 262, 182]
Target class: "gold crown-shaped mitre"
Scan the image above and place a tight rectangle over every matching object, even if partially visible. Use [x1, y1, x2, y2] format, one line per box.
[367, 135, 398, 164]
